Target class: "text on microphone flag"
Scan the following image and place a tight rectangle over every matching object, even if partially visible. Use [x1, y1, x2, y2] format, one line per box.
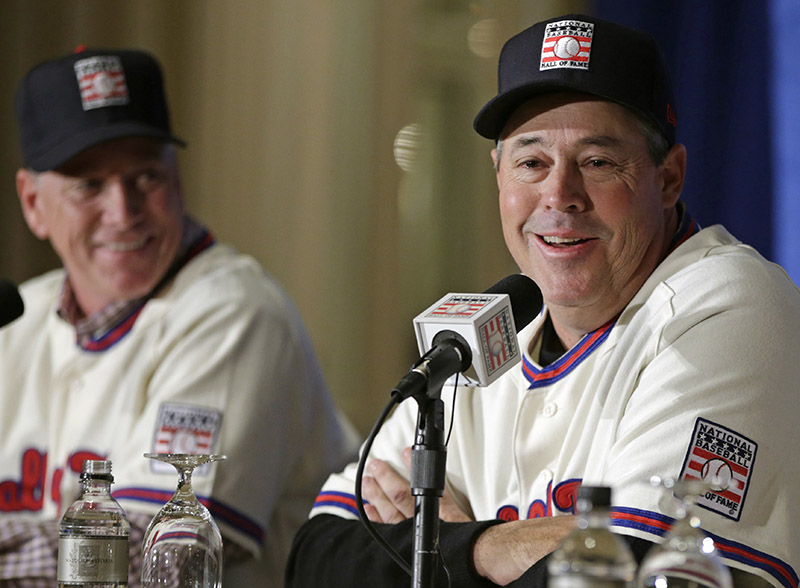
[430, 294, 494, 318]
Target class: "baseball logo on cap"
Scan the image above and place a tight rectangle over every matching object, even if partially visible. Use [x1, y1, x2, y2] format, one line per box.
[74, 55, 130, 111]
[540, 20, 594, 71]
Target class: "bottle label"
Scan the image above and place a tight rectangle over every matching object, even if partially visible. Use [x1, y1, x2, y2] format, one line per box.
[57, 536, 129, 583]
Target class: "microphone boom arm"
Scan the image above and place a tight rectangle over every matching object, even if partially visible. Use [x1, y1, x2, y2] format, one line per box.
[405, 331, 470, 588]
[410, 388, 447, 588]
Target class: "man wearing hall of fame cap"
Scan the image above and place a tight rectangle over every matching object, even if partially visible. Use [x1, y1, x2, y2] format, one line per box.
[286, 13, 800, 588]
[0, 47, 359, 586]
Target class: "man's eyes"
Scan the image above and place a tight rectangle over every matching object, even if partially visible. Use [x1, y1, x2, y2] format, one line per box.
[588, 159, 611, 167]
[133, 169, 168, 191]
[64, 178, 104, 200]
[66, 169, 167, 200]
[519, 158, 545, 169]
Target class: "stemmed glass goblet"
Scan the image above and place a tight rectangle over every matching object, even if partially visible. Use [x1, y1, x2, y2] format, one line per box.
[141, 453, 226, 588]
[637, 477, 733, 588]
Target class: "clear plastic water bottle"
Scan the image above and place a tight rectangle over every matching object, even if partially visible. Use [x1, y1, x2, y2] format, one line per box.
[57, 460, 130, 587]
[548, 485, 636, 588]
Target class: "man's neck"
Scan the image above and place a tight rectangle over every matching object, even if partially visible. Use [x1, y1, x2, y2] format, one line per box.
[538, 314, 567, 366]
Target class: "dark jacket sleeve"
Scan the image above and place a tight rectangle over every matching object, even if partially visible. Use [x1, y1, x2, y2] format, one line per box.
[285, 514, 504, 588]
[286, 515, 656, 588]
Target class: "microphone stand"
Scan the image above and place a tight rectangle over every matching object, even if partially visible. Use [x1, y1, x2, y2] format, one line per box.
[410, 383, 447, 588]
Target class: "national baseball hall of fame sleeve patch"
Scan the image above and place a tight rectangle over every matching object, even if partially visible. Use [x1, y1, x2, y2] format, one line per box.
[679, 417, 757, 521]
[150, 402, 223, 475]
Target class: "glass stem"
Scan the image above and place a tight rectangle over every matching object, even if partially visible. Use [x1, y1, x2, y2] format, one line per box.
[176, 466, 195, 499]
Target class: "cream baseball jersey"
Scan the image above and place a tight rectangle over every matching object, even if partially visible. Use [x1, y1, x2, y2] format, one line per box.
[0, 242, 358, 586]
[312, 225, 800, 588]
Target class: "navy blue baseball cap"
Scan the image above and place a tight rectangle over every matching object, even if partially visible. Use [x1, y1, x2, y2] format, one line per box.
[474, 14, 677, 144]
[16, 47, 186, 171]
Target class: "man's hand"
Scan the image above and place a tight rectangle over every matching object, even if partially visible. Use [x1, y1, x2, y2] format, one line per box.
[360, 449, 577, 586]
[361, 447, 472, 524]
[472, 516, 576, 586]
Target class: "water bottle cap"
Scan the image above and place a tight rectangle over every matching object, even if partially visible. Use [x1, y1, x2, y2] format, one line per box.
[81, 459, 114, 482]
[577, 485, 612, 510]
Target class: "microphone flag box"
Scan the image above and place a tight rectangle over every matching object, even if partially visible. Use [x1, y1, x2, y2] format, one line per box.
[413, 292, 520, 388]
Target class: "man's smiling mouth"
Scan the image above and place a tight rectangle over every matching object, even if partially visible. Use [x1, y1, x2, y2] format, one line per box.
[541, 235, 590, 246]
[104, 238, 148, 252]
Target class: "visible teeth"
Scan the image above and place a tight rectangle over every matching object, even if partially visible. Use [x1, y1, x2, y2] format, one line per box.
[106, 240, 146, 251]
[543, 236, 583, 244]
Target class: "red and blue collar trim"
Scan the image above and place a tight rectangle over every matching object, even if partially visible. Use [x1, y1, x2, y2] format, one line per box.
[668, 201, 700, 252]
[80, 304, 148, 352]
[522, 318, 616, 390]
[80, 230, 215, 352]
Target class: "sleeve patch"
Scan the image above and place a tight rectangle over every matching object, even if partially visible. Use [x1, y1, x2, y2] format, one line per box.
[679, 417, 757, 521]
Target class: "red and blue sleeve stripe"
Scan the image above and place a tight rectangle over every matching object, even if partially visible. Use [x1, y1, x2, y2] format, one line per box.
[113, 486, 264, 546]
[612, 506, 797, 588]
[311, 491, 361, 517]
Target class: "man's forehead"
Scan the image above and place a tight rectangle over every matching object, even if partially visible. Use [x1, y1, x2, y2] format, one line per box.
[501, 93, 642, 142]
[507, 133, 625, 152]
[54, 137, 170, 176]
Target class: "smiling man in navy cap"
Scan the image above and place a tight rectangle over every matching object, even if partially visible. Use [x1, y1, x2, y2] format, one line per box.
[287, 14, 800, 588]
[0, 47, 358, 586]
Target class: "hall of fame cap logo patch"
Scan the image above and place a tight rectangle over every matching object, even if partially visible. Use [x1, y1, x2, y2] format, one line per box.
[428, 294, 493, 319]
[679, 417, 756, 521]
[74, 55, 130, 111]
[540, 19, 594, 71]
[152, 403, 222, 475]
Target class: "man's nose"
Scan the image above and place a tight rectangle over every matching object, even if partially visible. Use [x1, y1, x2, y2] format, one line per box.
[103, 179, 144, 226]
[540, 163, 588, 212]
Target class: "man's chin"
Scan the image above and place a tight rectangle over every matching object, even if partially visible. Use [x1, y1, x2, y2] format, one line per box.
[539, 285, 599, 312]
[103, 274, 165, 302]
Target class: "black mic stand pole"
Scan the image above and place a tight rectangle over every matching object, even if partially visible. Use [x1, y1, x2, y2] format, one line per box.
[410, 384, 447, 588]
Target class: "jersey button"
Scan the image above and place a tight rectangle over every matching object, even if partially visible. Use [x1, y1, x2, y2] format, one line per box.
[543, 402, 558, 417]
[539, 470, 553, 482]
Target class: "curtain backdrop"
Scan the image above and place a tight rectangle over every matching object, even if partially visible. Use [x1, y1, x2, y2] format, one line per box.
[2, 1, 794, 435]
[770, 0, 800, 282]
[594, 0, 800, 284]
[0, 1, 584, 435]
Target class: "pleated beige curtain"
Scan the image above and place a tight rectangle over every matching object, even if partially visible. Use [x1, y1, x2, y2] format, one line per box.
[0, 0, 586, 435]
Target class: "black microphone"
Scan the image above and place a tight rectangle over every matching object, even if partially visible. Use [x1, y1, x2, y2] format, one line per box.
[392, 329, 472, 401]
[484, 273, 543, 330]
[0, 280, 24, 328]
[395, 274, 542, 400]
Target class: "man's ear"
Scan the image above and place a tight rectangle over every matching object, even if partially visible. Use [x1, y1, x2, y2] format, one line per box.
[660, 143, 687, 208]
[16, 168, 50, 240]
[491, 147, 501, 190]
